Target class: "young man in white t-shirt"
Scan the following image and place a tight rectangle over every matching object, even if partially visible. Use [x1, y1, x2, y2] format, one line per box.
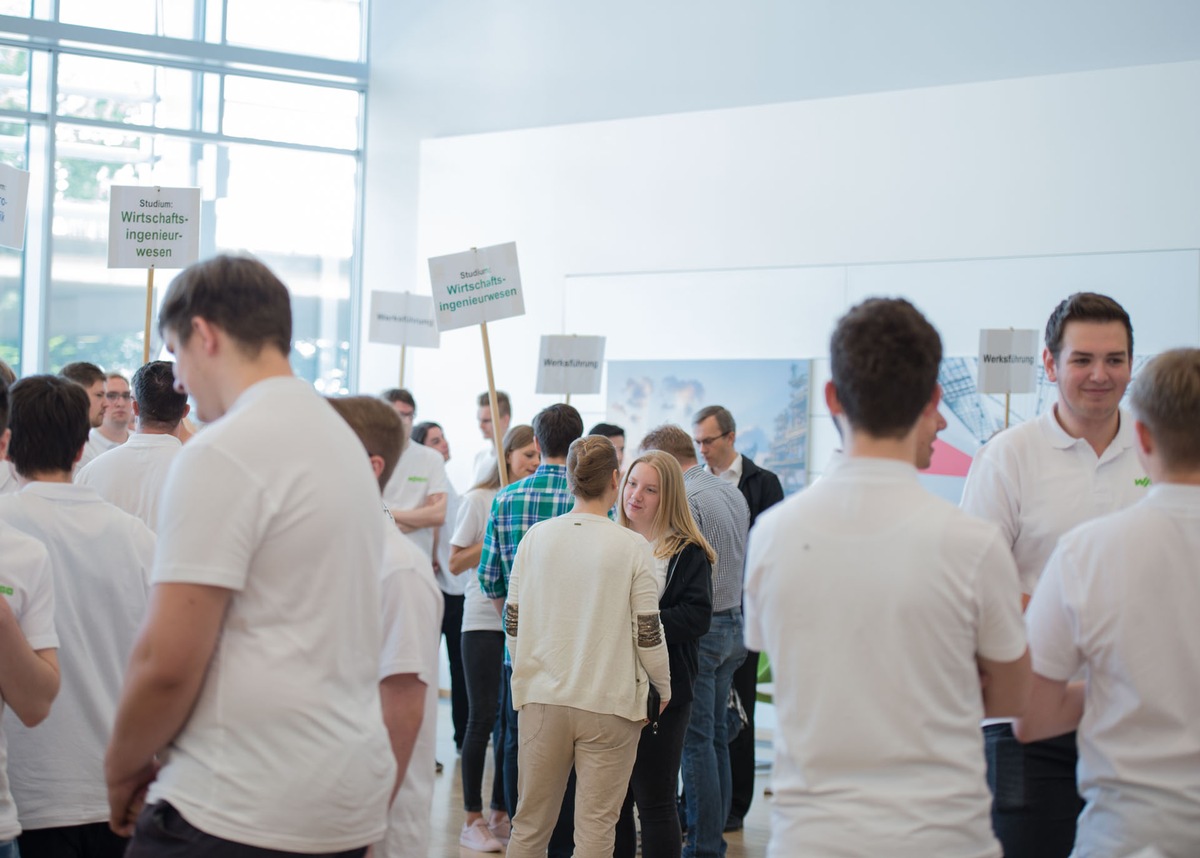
[0, 374, 153, 858]
[961, 292, 1148, 858]
[744, 298, 1031, 858]
[104, 255, 394, 857]
[329, 396, 444, 858]
[1015, 348, 1200, 858]
[0, 374, 61, 858]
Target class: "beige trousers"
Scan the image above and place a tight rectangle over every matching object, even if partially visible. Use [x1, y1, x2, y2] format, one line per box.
[506, 703, 643, 858]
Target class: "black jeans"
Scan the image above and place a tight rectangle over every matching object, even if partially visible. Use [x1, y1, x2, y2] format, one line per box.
[125, 802, 366, 857]
[18, 822, 128, 858]
[614, 703, 692, 858]
[461, 629, 507, 813]
[985, 724, 1084, 858]
[441, 592, 468, 748]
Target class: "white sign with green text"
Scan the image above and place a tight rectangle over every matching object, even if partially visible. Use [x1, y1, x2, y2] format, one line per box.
[536, 335, 606, 394]
[428, 242, 524, 332]
[977, 328, 1039, 394]
[0, 163, 31, 250]
[107, 185, 201, 269]
[368, 291, 440, 348]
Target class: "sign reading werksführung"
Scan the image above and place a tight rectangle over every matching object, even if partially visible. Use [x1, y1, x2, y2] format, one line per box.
[0, 163, 31, 251]
[536, 335, 606, 395]
[977, 328, 1039, 394]
[368, 291, 440, 348]
[107, 185, 201, 269]
[428, 241, 524, 332]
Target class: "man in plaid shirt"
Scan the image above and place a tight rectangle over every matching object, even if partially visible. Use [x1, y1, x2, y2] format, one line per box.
[478, 403, 583, 851]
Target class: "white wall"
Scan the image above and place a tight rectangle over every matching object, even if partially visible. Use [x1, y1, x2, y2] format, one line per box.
[362, 60, 1200, 489]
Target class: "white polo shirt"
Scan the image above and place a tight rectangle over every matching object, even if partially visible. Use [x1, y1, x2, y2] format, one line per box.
[435, 482, 465, 596]
[382, 441, 449, 561]
[961, 406, 1149, 596]
[0, 524, 57, 842]
[0, 481, 153, 830]
[452, 487, 501, 633]
[145, 376, 394, 853]
[1026, 484, 1200, 858]
[376, 520, 444, 858]
[0, 462, 16, 496]
[76, 427, 123, 472]
[75, 432, 183, 532]
[744, 458, 1026, 858]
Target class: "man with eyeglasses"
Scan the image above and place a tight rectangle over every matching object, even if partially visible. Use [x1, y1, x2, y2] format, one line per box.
[78, 374, 132, 471]
[692, 405, 784, 833]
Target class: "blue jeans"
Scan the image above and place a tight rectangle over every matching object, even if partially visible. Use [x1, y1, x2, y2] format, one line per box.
[0, 839, 18, 858]
[681, 609, 746, 858]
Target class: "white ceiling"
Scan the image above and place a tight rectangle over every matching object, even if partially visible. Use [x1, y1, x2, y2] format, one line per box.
[375, 0, 1200, 137]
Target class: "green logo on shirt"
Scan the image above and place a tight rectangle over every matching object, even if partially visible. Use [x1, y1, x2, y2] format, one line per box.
[0, 585, 12, 596]
[1134, 477, 1151, 487]
[406, 476, 429, 483]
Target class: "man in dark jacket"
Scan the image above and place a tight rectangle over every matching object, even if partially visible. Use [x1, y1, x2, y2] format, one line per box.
[692, 405, 784, 831]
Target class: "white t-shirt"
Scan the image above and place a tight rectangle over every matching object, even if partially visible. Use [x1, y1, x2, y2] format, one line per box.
[0, 462, 16, 496]
[146, 376, 394, 853]
[473, 446, 498, 486]
[0, 523, 57, 841]
[452, 487, 501, 633]
[961, 406, 1149, 596]
[0, 481, 153, 830]
[382, 442, 449, 561]
[1026, 484, 1200, 858]
[434, 482, 465, 596]
[376, 520, 444, 858]
[75, 432, 183, 532]
[744, 457, 1026, 858]
[76, 426, 123, 472]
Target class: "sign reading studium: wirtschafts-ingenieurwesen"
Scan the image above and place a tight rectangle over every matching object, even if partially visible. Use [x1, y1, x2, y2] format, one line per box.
[107, 185, 201, 269]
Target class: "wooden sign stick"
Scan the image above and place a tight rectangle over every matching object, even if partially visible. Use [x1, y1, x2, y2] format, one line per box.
[399, 345, 407, 388]
[142, 267, 155, 364]
[480, 321, 508, 485]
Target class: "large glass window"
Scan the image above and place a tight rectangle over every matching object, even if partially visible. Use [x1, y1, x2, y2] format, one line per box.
[0, 7, 367, 387]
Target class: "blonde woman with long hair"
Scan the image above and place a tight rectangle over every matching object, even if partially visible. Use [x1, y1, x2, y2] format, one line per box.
[615, 449, 715, 858]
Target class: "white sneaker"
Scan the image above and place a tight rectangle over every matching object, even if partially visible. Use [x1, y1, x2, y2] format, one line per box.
[488, 816, 512, 844]
[460, 819, 504, 853]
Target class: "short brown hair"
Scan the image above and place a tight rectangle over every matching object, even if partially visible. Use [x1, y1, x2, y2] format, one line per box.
[327, 396, 405, 490]
[477, 390, 511, 419]
[132, 361, 188, 427]
[159, 254, 292, 357]
[0, 359, 15, 386]
[1045, 292, 1133, 360]
[382, 388, 415, 410]
[8, 375, 90, 477]
[59, 361, 105, 387]
[1129, 348, 1200, 470]
[692, 405, 735, 435]
[567, 435, 617, 500]
[639, 424, 696, 464]
[532, 403, 583, 458]
[830, 298, 942, 439]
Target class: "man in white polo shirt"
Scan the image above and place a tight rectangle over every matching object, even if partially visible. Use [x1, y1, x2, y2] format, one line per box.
[0, 373, 61, 857]
[104, 254, 394, 857]
[381, 389, 448, 560]
[0, 374, 153, 858]
[77, 361, 189, 532]
[745, 298, 1030, 858]
[961, 292, 1148, 858]
[1014, 348, 1200, 858]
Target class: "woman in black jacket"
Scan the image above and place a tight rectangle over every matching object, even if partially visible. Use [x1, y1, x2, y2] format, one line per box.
[614, 450, 714, 858]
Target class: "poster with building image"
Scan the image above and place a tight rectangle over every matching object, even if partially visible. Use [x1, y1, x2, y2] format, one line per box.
[606, 359, 811, 495]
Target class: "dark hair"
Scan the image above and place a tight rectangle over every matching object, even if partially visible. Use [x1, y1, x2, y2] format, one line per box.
[692, 405, 735, 435]
[158, 254, 292, 357]
[639, 423, 696, 464]
[410, 421, 441, 445]
[1129, 348, 1200, 470]
[532, 403, 583, 459]
[477, 390, 511, 419]
[1045, 292, 1133, 360]
[830, 297, 942, 439]
[0, 359, 15, 386]
[0, 374, 8, 433]
[327, 396, 405, 490]
[59, 361, 105, 387]
[7, 375, 90, 477]
[131, 361, 188, 427]
[588, 422, 625, 439]
[567, 435, 617, 500]
[382, 388, 416, 410]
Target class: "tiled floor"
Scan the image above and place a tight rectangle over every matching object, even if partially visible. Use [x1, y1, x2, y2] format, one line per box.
[427, 699, 771, 857]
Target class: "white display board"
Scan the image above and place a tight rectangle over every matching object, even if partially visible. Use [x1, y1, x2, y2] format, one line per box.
[0, 163, 31, 250]
[536, 335, 605, 394]
[428, 241, 524, 332]
[368, 291, 440, 348]
[977, 328, 1040, 394]
[107, 185, 201, 269]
